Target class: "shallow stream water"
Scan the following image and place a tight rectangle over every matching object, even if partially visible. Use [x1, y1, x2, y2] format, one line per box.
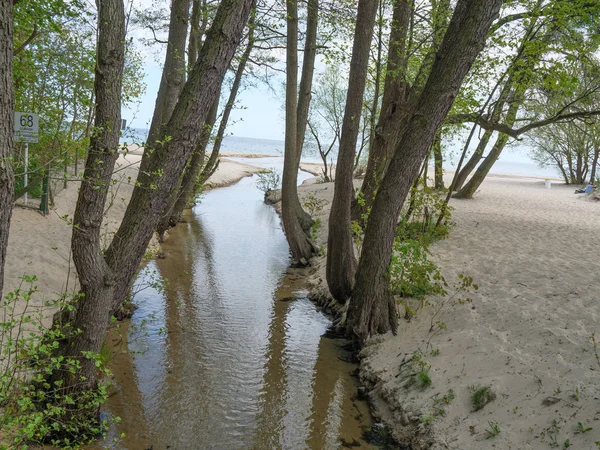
[99, 170, 376, 449]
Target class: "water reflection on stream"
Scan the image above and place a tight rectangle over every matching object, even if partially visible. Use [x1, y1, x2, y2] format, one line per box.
[101, 169, 375, 449]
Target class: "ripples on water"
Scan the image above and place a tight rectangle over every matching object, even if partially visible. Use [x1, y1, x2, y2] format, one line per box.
[100, 173, 375, 449]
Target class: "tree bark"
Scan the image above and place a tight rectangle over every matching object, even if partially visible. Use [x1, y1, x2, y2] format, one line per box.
[105, 0, 254, 314]
[281, 0, 315, 265]
[188, 0, 201, 71]
[356, 0, 412, 221]
[326, 0, 379, 302]
[292, 0, 318, 232]
[0, 0, 14, 298]
[146, 0, 190, 147]
[60, 0, 125, 388]
[454, 91, 522, 199]
[452, 128, 492, 190]
[197, 4, 257, 186]
[156, 97, 219, 241]
[432, 128, 444, 189]
[347, 0, 502, 344]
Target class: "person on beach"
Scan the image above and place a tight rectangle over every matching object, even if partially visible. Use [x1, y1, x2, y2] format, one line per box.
[575, 181, 596, 194]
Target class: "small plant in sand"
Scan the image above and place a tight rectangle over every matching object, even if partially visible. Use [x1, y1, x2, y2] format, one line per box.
[255, 168, 281, 193]
[310, 218, 322, 241]
[423, 388, 456, 421]
[398, 350, 433, 390]
[470, 384, 496, 411]
[485, 421, 501, 439]
[574, 421, 592, 434]
[301, 192, 328, 216]
[570, 387, 580, 402]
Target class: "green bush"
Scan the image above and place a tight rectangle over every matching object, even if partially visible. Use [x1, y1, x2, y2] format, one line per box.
[0, 276, 117, 449]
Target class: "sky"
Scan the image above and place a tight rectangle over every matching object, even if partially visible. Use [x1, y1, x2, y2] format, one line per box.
[123, 58, 287, 140]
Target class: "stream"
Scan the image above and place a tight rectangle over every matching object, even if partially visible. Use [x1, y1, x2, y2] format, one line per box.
[99, 164, 377, 449]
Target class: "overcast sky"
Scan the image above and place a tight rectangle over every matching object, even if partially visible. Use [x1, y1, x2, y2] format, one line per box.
[122, 57, 287, 140]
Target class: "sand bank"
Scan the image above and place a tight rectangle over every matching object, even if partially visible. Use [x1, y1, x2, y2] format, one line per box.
[296, 174, 600, 450]
[4, 153, 262, 308]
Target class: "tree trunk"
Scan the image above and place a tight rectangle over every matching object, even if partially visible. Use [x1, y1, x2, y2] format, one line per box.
[105, 0, 254, 314]
[156, 97, 219, 241]
[197, 4, 257, 186]
[454, 97, 521, 199]
[188, 0, 201, 71]
[292, 0, 318, 232]
[146, 0, 190, 147]
[452, 128, 492, 190]
[0, 0, 14, 298]
[356, 0, 412, 221]
[347, 0, 502, 344]
[59, 0, 125, 388]
[281, 0, 315, 265]
[432, 128, 444, 189]
[326, 0, 379, 302]
[590, 146, 599, 181]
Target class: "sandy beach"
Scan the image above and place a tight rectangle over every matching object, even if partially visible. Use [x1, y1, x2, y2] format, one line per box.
[4, 151, 262, 309]
[297, 172, 600, 450]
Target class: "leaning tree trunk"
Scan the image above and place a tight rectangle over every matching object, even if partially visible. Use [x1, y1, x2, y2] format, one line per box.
[326, 0, 379, 302]
[197, 4, 257, 187]
[155, 97, 219, 241]
[105, 0, 254, 315]
[0, 0, 14, 298]
[347, 0, 502, 344]
[432, 128, 444, 189]
[281, 0, 315, 265]
[452, 128, 493, 190]
[59, 0, 125, 389]
[454, 97, 521, 199]
[146, 0, 189, 147]
[355, 0, 411, 221]
[291, 0, 318, 232]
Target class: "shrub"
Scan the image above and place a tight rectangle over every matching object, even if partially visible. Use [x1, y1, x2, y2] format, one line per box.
[1, 276, 117, 449]
[471, 385, 497, 411]
[255, 168, 281, 193]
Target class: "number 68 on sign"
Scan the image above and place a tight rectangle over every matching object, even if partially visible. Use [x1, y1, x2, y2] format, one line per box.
[14, 112, 39, 144]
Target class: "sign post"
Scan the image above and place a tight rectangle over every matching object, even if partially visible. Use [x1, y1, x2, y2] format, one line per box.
[14, 113, 39, 205]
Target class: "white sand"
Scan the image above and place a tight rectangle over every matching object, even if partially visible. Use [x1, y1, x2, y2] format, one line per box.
[298, 173, 600, 449]
[4, 152, 262, 307]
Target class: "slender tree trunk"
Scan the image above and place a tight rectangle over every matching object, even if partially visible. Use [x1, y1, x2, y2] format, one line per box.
[454, 97, 521, 199]
[59, 0, 125, 389]
[281, 0, 315, 265]
[432, 128, 444, 189]
[590, 146, 599, 181]
[188, 0, 201, 72]
[452, 128, 492, 190]
[326, 0, 379, 302]
[105, 0, 254, 314]
[292, 0, 319, 232]
[347, 0, 502, 344]
[146, 0, 190, 147]
[368, 0, 384, 146]
[356, 0, 412, 220]
[0, 0, 14, 298]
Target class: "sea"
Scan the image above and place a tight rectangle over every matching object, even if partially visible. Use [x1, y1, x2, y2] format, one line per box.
[120, 128, 560, 179]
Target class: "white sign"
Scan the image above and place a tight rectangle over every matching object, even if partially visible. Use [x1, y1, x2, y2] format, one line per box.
[14, 112, 39, 143]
